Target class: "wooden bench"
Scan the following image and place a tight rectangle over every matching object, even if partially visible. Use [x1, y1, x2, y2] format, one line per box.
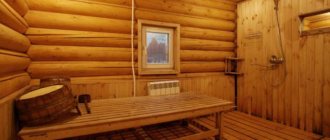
[193, 111, 325, 140]
[19, 94, 233, 140]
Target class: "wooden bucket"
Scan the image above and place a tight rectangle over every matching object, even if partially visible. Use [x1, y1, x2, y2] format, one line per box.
[16, 85, 76, 126]
[40, 76, 72, 91]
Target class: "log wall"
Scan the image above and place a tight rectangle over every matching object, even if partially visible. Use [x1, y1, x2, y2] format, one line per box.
[237, 0, 330, 136]
[0, 0, 31, 139]
[25, 0, 236, 78]
[25, 0, 237, 101]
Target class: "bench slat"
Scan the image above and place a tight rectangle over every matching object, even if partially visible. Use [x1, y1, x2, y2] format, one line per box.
[19, 94, 233, 139]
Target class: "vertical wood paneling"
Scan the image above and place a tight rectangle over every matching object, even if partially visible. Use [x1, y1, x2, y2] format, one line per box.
[291, 0, 300, 128]
[0, 86, 29, 140]
[0, 101, 15, 140]
[36, 73, 236, 102]
[283, 0, 293, 126]
[323, 34, 330, 136]
[236, 2, 244, 112]
[314, 34, 324, 133]
[237, 0, 330, 135]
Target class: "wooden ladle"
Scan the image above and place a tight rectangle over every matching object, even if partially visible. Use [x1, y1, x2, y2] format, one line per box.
[78, 94, 91, 114]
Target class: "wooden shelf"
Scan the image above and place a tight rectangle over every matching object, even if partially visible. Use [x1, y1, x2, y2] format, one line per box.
[226, 57, 244, 61]
[225, 72, 244, 75]
[299, 8, 330, 18]
[299, 8, 330, 36]
[225, 57, 244, 76]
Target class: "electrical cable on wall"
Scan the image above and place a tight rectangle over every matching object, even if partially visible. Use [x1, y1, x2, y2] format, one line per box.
[131, 0, 136, 97]
[274, 0, 285, 61]
[272, 0, 288, 87]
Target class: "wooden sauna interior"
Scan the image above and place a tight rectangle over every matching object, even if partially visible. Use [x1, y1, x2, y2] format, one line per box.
[0, 0, 330, 139]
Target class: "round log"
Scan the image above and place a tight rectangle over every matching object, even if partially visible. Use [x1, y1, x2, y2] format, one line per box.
[136, 0, 236, 20]
[181, 61, 225, 73]
[136, 9, 235, 31]
[181, 50, 234, 61]
[180, 38, 235, 51]
[0, 0, 27, 33]
[92, 0, 132, 6]
[28, 45, 136, 61]
[91, 0, 237, 10]
[0, 23, 30, 52]
[16, 85, 76, 126]
[0, 51, 30, 75]
[0, 73, 30, 99]
[4, 0, 29, 16]
[176, 0, 236, 11]
[26, 28, 135, 48]
[181, 27, 235, 41]
[24, 10, 131, 34]
[28, 61, 135, 78]
[27, 0, 131, 20]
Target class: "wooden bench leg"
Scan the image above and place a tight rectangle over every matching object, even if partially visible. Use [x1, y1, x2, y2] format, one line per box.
[215, 112, 224, 140]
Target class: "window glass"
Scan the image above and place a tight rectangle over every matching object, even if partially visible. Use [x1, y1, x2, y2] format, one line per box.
[146, 32, 169, 64]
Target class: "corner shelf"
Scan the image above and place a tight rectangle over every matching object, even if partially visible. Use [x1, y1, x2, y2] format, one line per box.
[225, 57, 244, 76]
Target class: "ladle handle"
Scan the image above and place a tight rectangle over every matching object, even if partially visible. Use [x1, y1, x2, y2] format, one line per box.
[84, 100, 91, 114]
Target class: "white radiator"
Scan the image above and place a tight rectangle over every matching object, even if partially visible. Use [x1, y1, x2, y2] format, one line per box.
[147, 80, 180, 96]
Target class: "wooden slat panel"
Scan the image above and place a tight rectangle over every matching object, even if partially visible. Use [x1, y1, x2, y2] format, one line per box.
[323, 33, 330, 137]
[229, 112, 322, 139]
[195, 112, 323, 140]
[291, 0, 300, 128]
[0, 86, 36, 140]
[29, 73, 234, 102]
[19, 94, 233, 139]
[237, 0, 330, 136]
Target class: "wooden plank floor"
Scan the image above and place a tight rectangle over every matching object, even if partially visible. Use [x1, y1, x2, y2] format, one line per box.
[63, 111, 327, 140]
[196, 111, 324, 140]
[63, 121, 200, 140]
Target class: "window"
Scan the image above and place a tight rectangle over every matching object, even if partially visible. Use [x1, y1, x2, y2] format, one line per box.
[300, 8, 330, 36]
[138, 20, 180, 75]
[143, 27, 173, 68]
